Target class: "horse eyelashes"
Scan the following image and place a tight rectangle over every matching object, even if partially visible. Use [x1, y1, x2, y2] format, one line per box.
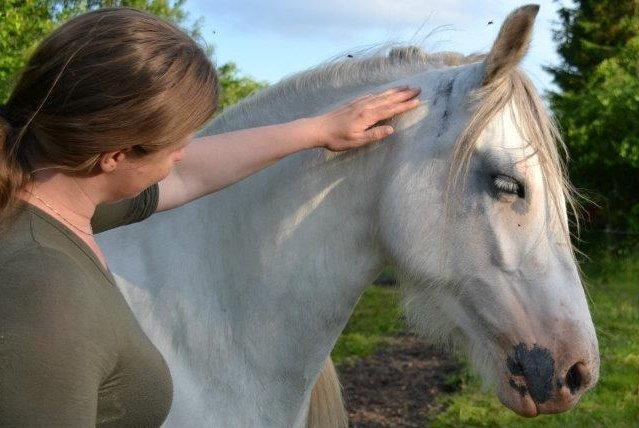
[493, 174, 525, 198]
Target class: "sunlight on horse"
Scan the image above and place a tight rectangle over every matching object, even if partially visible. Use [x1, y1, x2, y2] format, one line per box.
[98, 4, 599, 426]
[277, 177, 344, 245]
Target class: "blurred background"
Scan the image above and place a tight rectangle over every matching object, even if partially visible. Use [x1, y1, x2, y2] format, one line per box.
[1, 1, 637, 426]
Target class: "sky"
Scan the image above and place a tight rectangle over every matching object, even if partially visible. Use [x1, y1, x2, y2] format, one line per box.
[184, 1, 571, 94]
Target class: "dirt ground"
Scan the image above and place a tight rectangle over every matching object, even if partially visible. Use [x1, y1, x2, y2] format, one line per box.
[337, 333, 460, 428]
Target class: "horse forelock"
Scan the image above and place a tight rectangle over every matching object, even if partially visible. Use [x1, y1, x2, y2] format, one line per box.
[447, 69, 580, 253]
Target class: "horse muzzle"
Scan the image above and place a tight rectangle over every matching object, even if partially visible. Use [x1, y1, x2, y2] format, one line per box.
[497, 342, 598, 417]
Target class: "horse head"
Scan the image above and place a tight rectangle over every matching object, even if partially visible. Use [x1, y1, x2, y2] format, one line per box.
[379, 5, 599, 417]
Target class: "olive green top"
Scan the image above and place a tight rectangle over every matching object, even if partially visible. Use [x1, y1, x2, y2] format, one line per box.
[0, 184, 173, 427]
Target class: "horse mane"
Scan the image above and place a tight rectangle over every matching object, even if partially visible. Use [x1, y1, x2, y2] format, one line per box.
[209, 46, 485, 133]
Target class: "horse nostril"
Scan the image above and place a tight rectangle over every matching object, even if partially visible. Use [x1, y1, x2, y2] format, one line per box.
[565, 362, 589, 394]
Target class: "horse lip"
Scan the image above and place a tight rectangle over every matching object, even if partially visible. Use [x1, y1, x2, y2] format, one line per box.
[498, 379, 539, 417]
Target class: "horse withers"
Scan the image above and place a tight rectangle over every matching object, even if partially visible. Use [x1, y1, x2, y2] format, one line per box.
[99, 4, 598, 425]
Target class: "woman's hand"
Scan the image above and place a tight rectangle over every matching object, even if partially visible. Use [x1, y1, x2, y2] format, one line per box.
[314, 86, 422, 152]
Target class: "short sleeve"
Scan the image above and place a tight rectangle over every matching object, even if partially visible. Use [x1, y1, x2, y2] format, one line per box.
[0, 248, 115, 427]
[91, 183, 159, 234]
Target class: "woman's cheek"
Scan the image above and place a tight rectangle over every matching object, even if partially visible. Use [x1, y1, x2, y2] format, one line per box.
[173, 148, 186, 163]
[157, 162, 175, 182]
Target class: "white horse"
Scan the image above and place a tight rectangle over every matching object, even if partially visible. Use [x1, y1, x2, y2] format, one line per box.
[98, 5, 599, 425]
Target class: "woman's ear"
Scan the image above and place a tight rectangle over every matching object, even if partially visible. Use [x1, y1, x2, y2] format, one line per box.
[99, 149, 127, 173]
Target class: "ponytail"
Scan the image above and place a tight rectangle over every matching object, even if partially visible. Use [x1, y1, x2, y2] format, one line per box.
[0, 108, 30, 227]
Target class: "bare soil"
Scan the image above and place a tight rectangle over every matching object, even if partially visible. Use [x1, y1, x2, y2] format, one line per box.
[337, 333, 460, 428]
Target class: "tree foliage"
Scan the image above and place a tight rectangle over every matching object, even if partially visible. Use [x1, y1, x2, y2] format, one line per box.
[0, 0, 265, 110]
[0, 1, 55, 99]
[217, 62, 267, 111]
[547, 0, 639, 230]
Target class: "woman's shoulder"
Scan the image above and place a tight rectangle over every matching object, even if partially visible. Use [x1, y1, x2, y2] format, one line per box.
[0, 236, 111, 319]
[2, 240, 83, 269]
[1, 243, 98, 300]
[1, 207, 120, 346]
[0, 242, 119, 351]
[0, 243, 119, 403]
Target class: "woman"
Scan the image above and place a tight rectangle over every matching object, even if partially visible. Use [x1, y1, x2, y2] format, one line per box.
[0, 7, 420, 427]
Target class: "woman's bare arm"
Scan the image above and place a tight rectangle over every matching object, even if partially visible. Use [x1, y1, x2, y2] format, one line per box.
[157, 86, 421, 212]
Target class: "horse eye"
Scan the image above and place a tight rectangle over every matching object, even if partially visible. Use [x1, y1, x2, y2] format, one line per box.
[493, 174, 524, 198]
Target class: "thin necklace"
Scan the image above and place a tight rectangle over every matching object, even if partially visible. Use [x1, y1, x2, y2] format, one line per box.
[26, 190, 94, 236]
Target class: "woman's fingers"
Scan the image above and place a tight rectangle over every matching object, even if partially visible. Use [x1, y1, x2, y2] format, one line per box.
[351, 86, 409, 106]
[382, 86, 421, 106]
[359, 86, 421, 110]
[322, 85, 423, 151]
[349, 92, 375, 105]
[371, 97, 422, 121]
[357, 87, 422, 143]
[353, 87, 422, 125]
[362, 125, 395, 142]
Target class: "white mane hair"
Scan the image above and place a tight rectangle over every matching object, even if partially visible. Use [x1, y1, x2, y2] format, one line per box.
[208, 46, 484, 134]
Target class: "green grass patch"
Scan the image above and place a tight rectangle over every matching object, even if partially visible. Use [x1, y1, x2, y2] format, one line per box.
[429, 235, 639, 427]
[332, 285, 404, 364]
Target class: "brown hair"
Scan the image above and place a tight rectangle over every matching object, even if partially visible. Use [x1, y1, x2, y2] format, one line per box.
[0, 7, 218, 225]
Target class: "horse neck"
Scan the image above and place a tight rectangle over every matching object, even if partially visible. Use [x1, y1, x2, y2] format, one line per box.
[158, 136, 389, 425]
[202, 81, 404, 324]
[212, 140, 390, 337]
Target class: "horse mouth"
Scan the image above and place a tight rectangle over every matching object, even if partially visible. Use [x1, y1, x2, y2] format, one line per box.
[498, 378, 540, 417]
[497, 370, 586, 417]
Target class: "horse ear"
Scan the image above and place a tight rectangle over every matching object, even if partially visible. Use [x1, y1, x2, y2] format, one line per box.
[483, 4, 539, 85]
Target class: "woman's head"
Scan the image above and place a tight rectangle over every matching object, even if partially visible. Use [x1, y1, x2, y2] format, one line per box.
[0, 7, 218, 222]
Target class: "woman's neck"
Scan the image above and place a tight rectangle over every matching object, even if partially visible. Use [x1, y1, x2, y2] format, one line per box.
[19, 171, 103, 236]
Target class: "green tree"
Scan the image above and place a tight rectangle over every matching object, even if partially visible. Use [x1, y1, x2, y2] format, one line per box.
[547, 0, 639, 230]
[0, 1, 55, 99]
[217, 62, 267, 111]
[0, 1, 265, 108]
[548, 1, 638, 93]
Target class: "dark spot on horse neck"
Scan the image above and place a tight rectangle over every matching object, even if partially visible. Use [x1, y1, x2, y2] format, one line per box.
[443, 79, 454, 96]
[433, 78, 455, 106]
[435, 77, 456, 137]
[437, 107, 451, 138]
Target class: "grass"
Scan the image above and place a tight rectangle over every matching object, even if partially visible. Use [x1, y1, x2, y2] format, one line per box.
[429, 234, 639, 427]
[331, 284, 404, 365]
